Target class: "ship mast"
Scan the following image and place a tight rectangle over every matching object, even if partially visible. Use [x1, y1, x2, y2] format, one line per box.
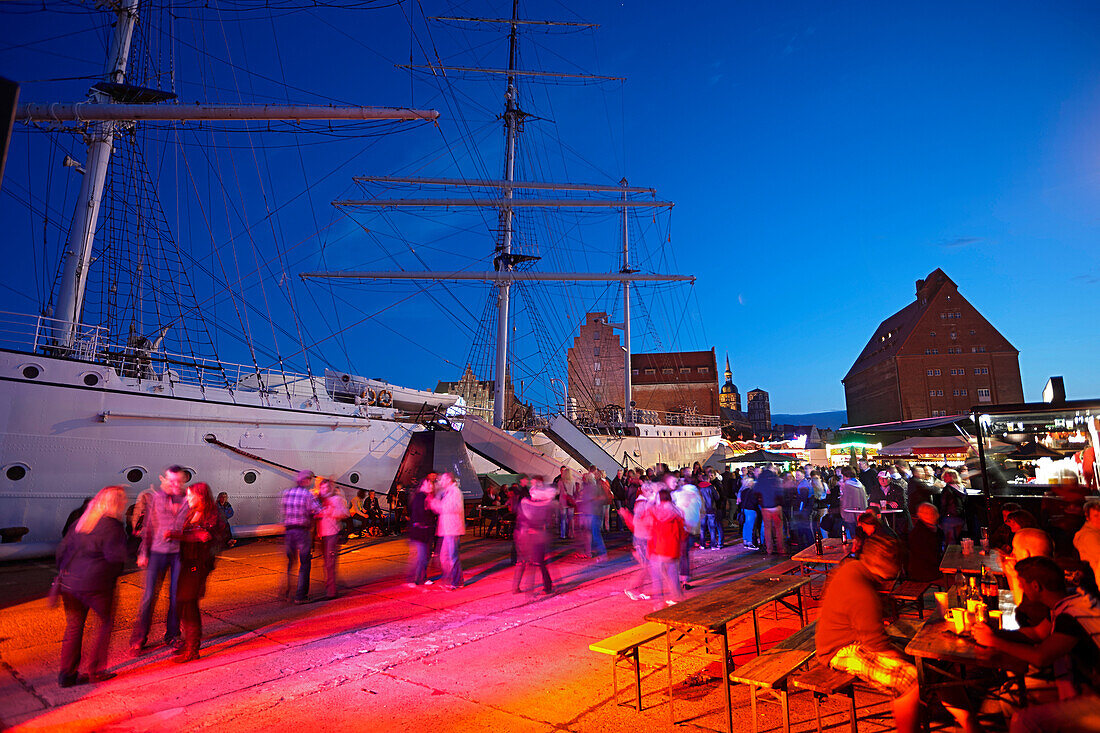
[494, 0, 521, 430]
[51, 0, 140, 350]
[307, 7, 692, 430]
[32, 1, 438, 352]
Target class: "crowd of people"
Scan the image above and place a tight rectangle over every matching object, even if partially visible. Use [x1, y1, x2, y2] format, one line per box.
[50, 456, 1100, 732]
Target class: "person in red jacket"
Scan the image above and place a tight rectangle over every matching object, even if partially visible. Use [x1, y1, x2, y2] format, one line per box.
[647, 488, 686, 607]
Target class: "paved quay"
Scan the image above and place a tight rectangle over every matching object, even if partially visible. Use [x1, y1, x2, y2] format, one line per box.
[0, 530, 892, 732]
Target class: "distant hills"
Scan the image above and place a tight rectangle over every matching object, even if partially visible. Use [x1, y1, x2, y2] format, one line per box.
[771, 410, 848, 430]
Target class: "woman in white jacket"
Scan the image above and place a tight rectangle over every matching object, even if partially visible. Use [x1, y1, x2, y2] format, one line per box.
[429, 473, 466, 590]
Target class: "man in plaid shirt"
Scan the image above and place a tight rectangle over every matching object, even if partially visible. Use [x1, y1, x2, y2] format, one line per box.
[282, 470, 321, 604]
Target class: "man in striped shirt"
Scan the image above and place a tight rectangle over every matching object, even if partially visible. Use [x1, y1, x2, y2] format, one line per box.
[283, 470, 321, 604]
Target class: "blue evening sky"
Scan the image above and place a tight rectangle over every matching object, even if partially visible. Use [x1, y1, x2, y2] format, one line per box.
[1, 1, 1097, 414]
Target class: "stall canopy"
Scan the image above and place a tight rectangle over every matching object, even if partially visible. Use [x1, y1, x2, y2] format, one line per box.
[879, 436, 973, 456]
[726, 449, 798, 464]
[479, 471, 524, 488]
[1004, 441, 1064, 460]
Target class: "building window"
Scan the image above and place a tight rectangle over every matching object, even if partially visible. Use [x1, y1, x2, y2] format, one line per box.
[950, 332, 957, 340]
[969, 329, 976, 335]
[931, 410, 945, 417]
[981, 367, 988, 374]
[934, 369, 941, 376]
[631, 369, 639, 375]
[662, 368, 673, 374]
[940, 313, 946, 319]
[594, 377, 601, 387]
[929, 331, 936, 337]
[936, 389, 943, 396]
[977, 388, 991, 401]
[977, 346, 986, 353]
[926, 369, 934, 377]
[594, 346, 600, 357]
[594, 362, 600, 371]
[929, 390, 936, 397]
[698, 367, 709, 374]
[931, 348, 938, 354]
[643, 368, 655, 375]
[961, 389, 967, 396]
[680, 367, 691, 374]
[953, 389, 960, 396]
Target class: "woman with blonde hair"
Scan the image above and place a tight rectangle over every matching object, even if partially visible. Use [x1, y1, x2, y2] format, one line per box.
[55, 485, 128, 687]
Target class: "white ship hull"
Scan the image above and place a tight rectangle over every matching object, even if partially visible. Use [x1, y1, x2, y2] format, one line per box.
[0, 349, 420, 543]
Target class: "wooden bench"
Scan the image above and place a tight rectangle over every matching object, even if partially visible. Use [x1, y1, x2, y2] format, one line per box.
[768, 559, 804, 577]
[887, 580, 934, 619]
[589, 622, 668, 711]
[728, 622, 817, 733]
[789, 664, 858, 733]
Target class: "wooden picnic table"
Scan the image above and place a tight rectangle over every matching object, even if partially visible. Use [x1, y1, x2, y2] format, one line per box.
[644, 573, 810, 733]
[905, 592, 1028, 717]
[791, 538, 849, 567]
[939, 544, 1004, 575]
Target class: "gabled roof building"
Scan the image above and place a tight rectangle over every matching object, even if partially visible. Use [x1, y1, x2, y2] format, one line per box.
[842, 269, 1024, 426]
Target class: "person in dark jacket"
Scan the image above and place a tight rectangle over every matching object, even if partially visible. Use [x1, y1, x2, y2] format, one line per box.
[55, 485, 128, 687]
[907, 503, 944, 582]
[513, 478, 556, 595]
[170, 482, 228, 662]
[405, 477, 437, 587]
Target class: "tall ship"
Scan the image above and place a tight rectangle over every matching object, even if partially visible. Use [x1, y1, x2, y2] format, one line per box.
[0, 1, 720, 547]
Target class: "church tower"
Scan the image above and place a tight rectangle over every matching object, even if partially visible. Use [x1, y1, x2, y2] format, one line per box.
[718, 354, 742, 411]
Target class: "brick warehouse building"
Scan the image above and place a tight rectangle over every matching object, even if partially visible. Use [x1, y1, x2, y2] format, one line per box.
[843, 268, 1024, 426]
[566, 312, 720, 417]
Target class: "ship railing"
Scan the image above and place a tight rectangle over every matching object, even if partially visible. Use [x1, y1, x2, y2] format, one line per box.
[555, 405, 721, 429]
[0, 310, 319, 400]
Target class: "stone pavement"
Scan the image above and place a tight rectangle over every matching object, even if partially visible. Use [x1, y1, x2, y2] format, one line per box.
[0, 530, 894, 732]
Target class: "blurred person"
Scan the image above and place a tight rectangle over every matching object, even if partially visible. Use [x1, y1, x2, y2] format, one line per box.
[513, 477, 556, 596]
[907, 503, 944, 583]
[990, 502, 1025, 553]
[1075, 499, 1100, 587]
[55, 485, 128, 687]
[317, 479, 349, 599]
[620, 481, 656, 601]
[405, 477, 437, 587]
[555, 466, 576, 540]
[130, 466, 188, 654]
[905, 465, 935, 520]
[429, 472, 466, 590]
[756, 464, 787, 554]
[737, 476, 760, 549]
[62, 497, 92, 538]
[698, 474, 722, 549]
[348, 489, 370, 538]
[1006, 509, 1039, 534]
[971, 556, 1100, 732]
[648, 488, 686, 607]
[817, 535, 976, 733]
[1001, 528, 1056, 632]
[838, 466, 868, 541]
[282, 469, 321, 604]
[578, 468, 611, 560]
[672, 474, 702, 585]
[170, 482, 228, 662]
[215, 492, 236, 547]
[939, 469, 968, 545]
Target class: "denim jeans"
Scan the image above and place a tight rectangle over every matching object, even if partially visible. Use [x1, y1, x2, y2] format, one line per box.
[650, 556, 683, 603]
[702, 514, 722, 548]
[131, 551, 180, 646]
[587, 514, 606, 557]
[440, 535, 463, 588]
[62, 591, 113, 678]
[559, 507, 573, 539]
[408, 539, 430, 585]
[321, 533, 339, 598]
[285, 527, 312, 601]
[742, 509, 758, 546]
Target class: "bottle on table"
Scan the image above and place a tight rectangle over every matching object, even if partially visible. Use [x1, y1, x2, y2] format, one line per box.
[815, 528, 824, 555]
[980, 565, 999, 607]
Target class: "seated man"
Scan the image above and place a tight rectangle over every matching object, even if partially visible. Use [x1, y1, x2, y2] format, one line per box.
[817, 534, 976, 733]
[1001, 528, 1055, 633]
[852, 508, 898, 556]
[1074, 498, 1100, 587]
[972, 556, 1100, 732]
[990, 502, 1024, 554]
[907, 502, 944, 583]
[348, 489, 370, 537]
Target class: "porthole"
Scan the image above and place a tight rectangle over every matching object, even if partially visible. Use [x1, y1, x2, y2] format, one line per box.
[126, 467, 145, 483]
[341, 374, 350, 383]
[349, 472, 360, 484]
[243, 470, 258, 484]
[22, 365, 40, 379]
[5, 464, 27, 481]
[83, 373, 100, 386]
